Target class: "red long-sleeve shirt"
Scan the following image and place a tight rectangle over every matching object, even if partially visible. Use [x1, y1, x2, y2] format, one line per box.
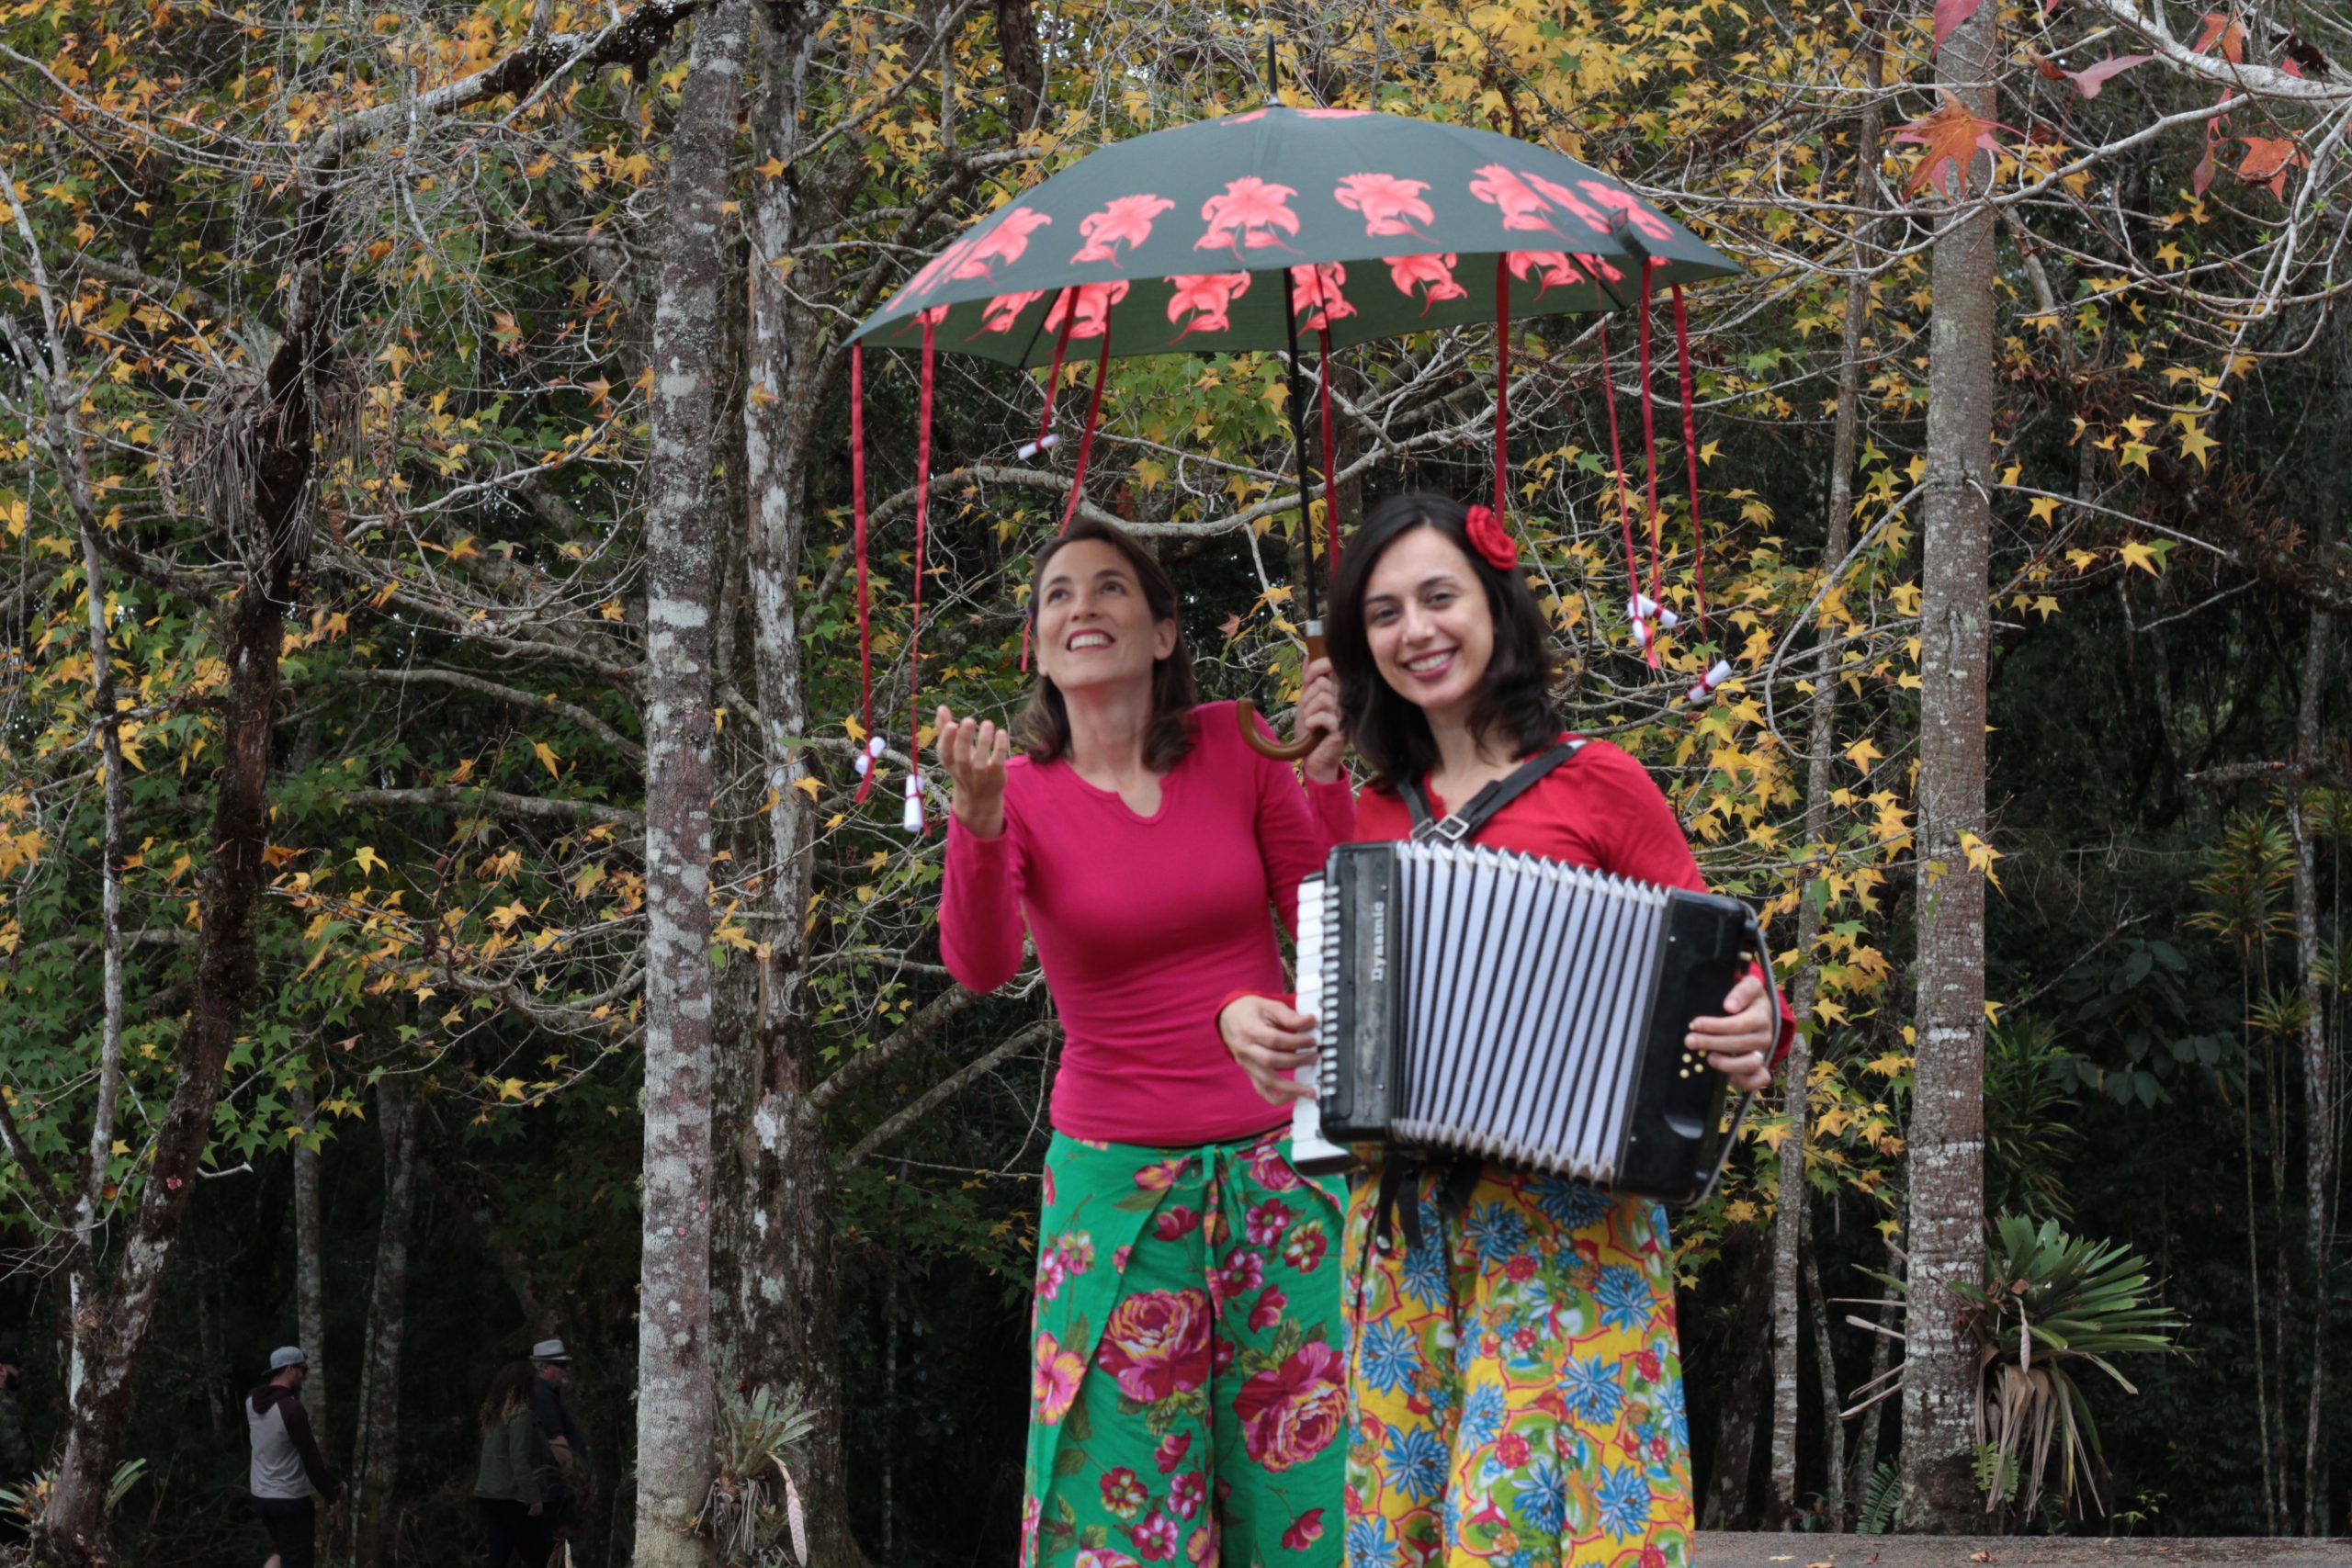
[941, 702, 1355, 1145]
[1351, 736, 1797, 1064]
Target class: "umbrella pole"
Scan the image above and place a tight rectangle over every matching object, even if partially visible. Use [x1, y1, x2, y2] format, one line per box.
[1235, 263, 1329, 763]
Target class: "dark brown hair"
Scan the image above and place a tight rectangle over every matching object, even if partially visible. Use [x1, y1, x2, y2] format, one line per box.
[480, 1359, 537, 1430]
[1014, 517, 1199, 772]
[1327, 491, 1559, 791]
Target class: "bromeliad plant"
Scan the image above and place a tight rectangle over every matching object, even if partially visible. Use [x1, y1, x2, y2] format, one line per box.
[1845, 1215, 2186, 1522]
[701, 1382, 817, 1566]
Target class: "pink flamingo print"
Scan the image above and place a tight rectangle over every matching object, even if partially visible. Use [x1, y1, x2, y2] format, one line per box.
[1334, 174, 1434, 239]
[1044, 280, 1131, 339]
[1197, 177, 1301, 259]
[1288, 264, 1354, 332]
[1386, 254, 1466, 313]
[1072, 194, 1175, 265]
[1165, 272, 1251, 340]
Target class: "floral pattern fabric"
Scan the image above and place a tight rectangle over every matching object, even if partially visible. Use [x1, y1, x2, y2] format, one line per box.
[1340, 1160, 1693, 1568]
[1025, 1130, 1347, 1568]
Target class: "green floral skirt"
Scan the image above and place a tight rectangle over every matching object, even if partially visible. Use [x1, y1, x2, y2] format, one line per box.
[1023, 1128, 1347, 1568]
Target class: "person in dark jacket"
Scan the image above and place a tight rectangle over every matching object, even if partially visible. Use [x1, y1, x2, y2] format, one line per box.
[0, 1341, 33, 1546]
[475, 1360, 556, 1568]
[247, 1346, 339, 1568]
[528, 1339, 584, 1537]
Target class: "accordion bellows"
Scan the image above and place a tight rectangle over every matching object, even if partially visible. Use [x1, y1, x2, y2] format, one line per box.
[1292, 841, 1760, 1206]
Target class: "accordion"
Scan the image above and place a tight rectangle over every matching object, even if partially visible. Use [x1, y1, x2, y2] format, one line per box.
[1289, 840, 1764, 1206]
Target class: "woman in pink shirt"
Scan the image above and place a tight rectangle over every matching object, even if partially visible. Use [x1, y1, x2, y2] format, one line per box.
[935, 517, 1351, 1568]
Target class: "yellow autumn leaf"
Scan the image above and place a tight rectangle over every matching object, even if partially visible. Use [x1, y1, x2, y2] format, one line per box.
[1843, 738, 1883, 773]
[1958, 829, 2005, 890]
[532, 740, 561, 777]
[793, 777, 822, 799]
[353, 845, 385, 876]
[2028, 495, 2060, 524]
[2119, 540, 2161, 575]
[498, 1077, 526, 1101]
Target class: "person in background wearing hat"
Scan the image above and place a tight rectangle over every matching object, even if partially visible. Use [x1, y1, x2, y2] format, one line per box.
[0, 1341, 34, 1545]
[528, 1339, 584, 1539]
[247, 1346, 338, 1568]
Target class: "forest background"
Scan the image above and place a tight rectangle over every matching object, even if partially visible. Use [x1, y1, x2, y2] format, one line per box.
[0, 0, 2346, 1563]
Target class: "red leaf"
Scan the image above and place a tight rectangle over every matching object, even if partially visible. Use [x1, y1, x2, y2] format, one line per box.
[2193, 12, 2247, 62]
[2065, 54, 2153, 99]
[1933, 0, 1984, 51]
[2238, 136, 2308, 197]
[1892, 92, 2003, 201]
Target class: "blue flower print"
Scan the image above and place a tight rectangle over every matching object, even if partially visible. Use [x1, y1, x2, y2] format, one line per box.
[1463, 1382, 1507, 1444]
[1358, 1321, 1420, 1394]
[1345, 1516, 1398, 1568]
[1401, 1231, 1450, 1302]
[1464, 1201, 1531, 1267]
[1657, 1376, 1689, 1443]
[1595, 1264, 1654, 1333]
[1510, 1460, 1566, 1539]
[1382, 1426, 1450, 1505]
[1559, 1354, 1623, 1424]
[1598, 1462, 1653, 1536]
[1531, 1175, 1613, 1229]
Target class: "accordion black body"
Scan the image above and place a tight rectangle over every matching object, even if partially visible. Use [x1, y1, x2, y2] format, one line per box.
[1292, 841, 1762, 1206]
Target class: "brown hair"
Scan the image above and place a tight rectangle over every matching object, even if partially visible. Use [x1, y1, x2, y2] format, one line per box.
[1014, 517, 1199, 773]
[480, 1359, 537, 1430]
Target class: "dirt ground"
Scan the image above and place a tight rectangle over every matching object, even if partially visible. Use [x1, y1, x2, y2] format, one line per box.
[1692, 1533, 2352, 1567]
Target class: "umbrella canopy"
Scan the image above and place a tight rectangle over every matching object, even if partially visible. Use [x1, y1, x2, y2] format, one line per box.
[848, 104, 1736, 362]
[843, 104, 1745, 826]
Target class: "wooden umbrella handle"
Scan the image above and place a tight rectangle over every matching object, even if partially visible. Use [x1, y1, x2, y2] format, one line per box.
[1237, 630, 1330, 761]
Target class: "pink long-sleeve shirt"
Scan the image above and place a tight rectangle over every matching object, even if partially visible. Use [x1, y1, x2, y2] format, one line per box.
[941, 701, 1355, 1145]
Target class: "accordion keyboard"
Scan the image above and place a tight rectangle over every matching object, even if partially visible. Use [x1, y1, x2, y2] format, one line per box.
[1288, 874, 1350, 1168]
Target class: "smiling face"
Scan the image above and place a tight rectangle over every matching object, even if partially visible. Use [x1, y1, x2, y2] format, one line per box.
[1034, 538, 1178, 697]
[1361, 526, 1496, 734]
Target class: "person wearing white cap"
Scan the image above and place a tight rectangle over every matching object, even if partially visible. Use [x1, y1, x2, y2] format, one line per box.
[246, 1346, 338, 1568]
[528, 1339, 584, 1538]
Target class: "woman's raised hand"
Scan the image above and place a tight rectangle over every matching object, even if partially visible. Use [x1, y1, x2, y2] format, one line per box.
[1686, 973, 1777, 1092]
[1299, 656, 1347, 784]
[935, 704, 1011, 838]
[1218, 993, 1318, 1104]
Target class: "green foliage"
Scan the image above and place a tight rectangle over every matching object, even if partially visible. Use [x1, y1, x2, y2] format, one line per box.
[704, 1382, 817, 1567]
[1856, 1459, 1903, 1534]
[1983, 1018, 2084, 1222]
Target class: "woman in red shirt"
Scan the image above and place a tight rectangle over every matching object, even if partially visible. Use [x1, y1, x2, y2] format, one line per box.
[934, 518, 1352, 1568]
[1313, 492, 1787, 1568]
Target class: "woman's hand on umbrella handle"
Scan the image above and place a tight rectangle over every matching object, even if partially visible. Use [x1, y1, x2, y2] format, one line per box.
[934, 705, 1010, 839]
[1298, 657, 1346, 784]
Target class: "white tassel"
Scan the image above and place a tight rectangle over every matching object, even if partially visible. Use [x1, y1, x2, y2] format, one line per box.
[1686, 659, 1734, 706]
[901, 770, 925, 833]
[853, 733, 885, 778]
[1627, 592, 1680, 631]
[1015, 432, 1060, 462]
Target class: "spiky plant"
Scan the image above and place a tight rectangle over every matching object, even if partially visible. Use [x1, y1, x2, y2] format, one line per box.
[700, 1382, 817, 1566]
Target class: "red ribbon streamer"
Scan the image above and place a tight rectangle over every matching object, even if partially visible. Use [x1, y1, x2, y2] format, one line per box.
[852, 342, 875, 803]
[1636, 261, 1661, 616]
[1035, 288, 1076, 449]
[1594, 308, 1645, 660]
[1492, 255, 1510, 524]
[1673, 284, 1707, 634]
[1317, 316, 1338, 576]
[910, 315, 935, 833]
[1023, 317, 1114, 671]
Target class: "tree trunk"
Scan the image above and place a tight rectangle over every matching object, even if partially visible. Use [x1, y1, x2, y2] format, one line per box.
[721, 8, 869, 1562]
[1770, 18, 1882, 1525]
[291, 1071, 329, 1455]
[1900, 0, 1997, 1529]
[631, 3, 751, 1563]
[1702, 1234, 1772, 1529]
[1804, 1205, 1846, 1529]
[2287, 521, 2335, 1537]
[348, 1077, 421, 1568]
[992, 0, 1045, 130]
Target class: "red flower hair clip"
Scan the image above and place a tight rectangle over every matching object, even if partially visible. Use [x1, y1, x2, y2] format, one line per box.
[1464, 504, 1519, 571]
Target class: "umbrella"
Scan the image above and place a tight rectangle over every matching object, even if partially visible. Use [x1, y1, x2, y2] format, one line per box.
[843, 96, 1742, 828]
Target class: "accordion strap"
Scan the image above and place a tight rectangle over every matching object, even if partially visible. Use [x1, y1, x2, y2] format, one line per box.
[1403, 739, 1588, 844]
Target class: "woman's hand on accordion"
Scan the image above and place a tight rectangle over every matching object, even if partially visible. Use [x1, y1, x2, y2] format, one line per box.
[936, 704, 1011, 839]
[1217, 994, 1319, 1103]
[1687, 974, 1777, 1092]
